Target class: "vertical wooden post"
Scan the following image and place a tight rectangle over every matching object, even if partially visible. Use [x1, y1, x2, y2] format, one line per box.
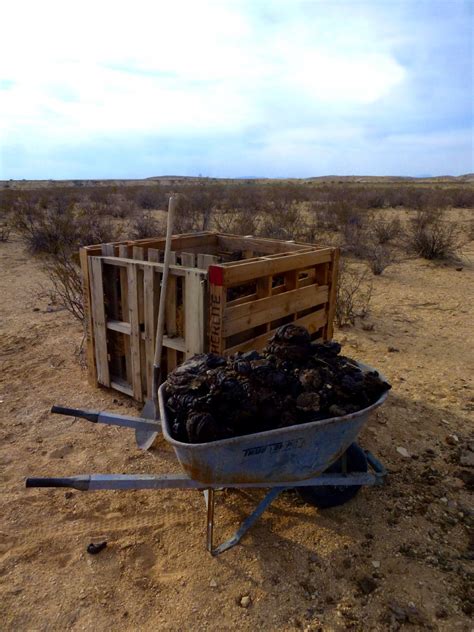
[184, 270, 205, 357]
[79, 247, 97, 386]
[208, 266, 226, 355]
[89, 257, 110, 387]
[325, 248, 340, 340]
[127, 263, 143, 401]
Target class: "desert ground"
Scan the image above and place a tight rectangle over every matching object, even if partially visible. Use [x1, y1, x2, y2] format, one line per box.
[1, 216, 473, 630]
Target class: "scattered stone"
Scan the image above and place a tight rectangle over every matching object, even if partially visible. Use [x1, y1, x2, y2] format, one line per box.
[357, 576, 378, 595]
[33, 307, 40, 312]
[371, 560, 381, 569]
[455, 266, 463, 272]
[50, 444, 73, 459]
[440, 497, 448, 504]
[445, 434, 459, 445]
[459, 450, 474, 468]
[64, 491, 73, 500]
[387, 600, 427, 626]
[209, 579, 217, 588]
[362, 323, 375, 331]
[396, 447, 410, 458]
[240, 595, 251, 608]
[387, 346, 399, 353]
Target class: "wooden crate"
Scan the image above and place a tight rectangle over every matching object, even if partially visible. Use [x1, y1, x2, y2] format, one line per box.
[81, 232, 339, 402]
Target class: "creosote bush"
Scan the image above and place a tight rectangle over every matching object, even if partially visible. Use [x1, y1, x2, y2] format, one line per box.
[405, 209, 462, 260]
[336, 259, 373, 327]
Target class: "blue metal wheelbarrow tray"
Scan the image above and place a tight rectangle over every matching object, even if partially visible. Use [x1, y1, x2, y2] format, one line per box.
[26, 363, 388, 555]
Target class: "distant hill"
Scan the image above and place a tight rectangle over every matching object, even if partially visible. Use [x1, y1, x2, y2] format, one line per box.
[1, 173, 473, 190]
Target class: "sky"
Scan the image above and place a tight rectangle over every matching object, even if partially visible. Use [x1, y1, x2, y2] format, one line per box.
[0, 0, 472, 179]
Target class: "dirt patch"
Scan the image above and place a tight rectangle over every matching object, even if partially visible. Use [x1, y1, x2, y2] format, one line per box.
[1, 235, 473, 631]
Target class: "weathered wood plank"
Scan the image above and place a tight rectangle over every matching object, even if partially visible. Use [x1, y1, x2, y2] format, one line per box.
[225, 309, 327, 355]
[79, 248, 97, 386]
[165, 275, 178, 371]
[215, 248, 334, 285]
[144, 266, 157, 398]
[184, 270, 205, 357]
[197, 253, 219, 269]
[223, 284, 329, 337]
[208, 283, 226, 354]
[118, 245, 132, 384]
[107, 320, 131, 335]
[326, 249, 340, 340]
[181, 252, 195, 267]
[89, 257, 110, 387]
[127, 264, 143, 401]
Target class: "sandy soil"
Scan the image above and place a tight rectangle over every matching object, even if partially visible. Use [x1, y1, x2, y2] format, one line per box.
[1, 234, 473, 632]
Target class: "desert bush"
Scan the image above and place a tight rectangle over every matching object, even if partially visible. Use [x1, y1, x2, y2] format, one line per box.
[336, 259, 373, 327]
[0, 221, 11, 242]
[13, 197, 120, 321]
[364, 244, 396, 275]
[405, 209, 462, 260]
[368, 216, 402, 244]
[258, 203, 306, 240]
[129, 213, 164, 239]
[214, 209, 259, 235]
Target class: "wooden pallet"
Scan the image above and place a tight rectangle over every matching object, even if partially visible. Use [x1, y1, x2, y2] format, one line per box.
[81, 232, 339, 401]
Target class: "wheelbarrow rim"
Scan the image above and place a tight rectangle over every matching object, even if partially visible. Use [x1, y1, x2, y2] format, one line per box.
[158, 361, 389, 450]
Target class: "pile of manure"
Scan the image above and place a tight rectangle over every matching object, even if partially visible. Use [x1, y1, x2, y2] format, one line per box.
[164, 324, 391, 444]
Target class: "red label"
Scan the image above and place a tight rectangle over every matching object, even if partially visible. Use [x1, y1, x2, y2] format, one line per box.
[209, 265, 224, 286]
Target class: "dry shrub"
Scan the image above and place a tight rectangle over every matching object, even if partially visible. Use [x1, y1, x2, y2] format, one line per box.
[214, 209, 259, 235]
[365, 244, 397, 275]
[0, 221, 11, 242]
[129, 213, 164, 239]
[13, 198, 119, 321]
[258, 204, 306, 240]
[405, 209, 462, 260]
[336, 259, 373, 327]
[369, 216, 402, 244]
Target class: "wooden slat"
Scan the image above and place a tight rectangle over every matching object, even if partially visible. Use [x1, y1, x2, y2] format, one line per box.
[89, 257, 110, 387]
[101, 243, 115, 256]
[162, 335, 185, 352]
[148, 248, 160, 262]
[256, 275, 272, 333]
[165, 275, 178, 371]
[223, 284, 329, 337]
[133, 246, 145, 260]
[79, 248, 97, 386]
[110, 378, 134, 397]
[118, 245, 132, 385]
[209, 283, 226, 354]
[184, 270, 205, 357]
[144, 265, 157, 398]
[326, 249, 340, 340]
[216, 248, 334, 285]
[197, 253, 218, 269]
[225, 309, 327, 355]
[181, 252, 195, 267]
[216, 235, 308, 254]
[127, 263, 143, 401]
[100, 257, 198, 277]
[107, 320, 131, 335]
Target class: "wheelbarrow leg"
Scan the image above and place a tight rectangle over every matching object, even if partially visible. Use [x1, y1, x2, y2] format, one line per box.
[207, 487, 285, 556]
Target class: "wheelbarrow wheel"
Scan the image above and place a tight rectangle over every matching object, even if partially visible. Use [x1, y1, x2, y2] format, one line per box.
[297, 443, 368, 509]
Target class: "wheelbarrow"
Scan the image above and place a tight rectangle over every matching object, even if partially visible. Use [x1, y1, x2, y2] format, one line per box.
[26, 363, 388, 556]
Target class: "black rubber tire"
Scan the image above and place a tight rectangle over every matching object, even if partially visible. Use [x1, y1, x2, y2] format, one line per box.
[297, 443, 368, 509]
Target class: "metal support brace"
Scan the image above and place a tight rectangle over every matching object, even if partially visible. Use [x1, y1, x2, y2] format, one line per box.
[206, 487, 284, 556]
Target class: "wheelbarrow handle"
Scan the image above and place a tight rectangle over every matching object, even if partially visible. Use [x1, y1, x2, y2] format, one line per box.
[51, 406, 99, 423]
[26, 476, 90, 491]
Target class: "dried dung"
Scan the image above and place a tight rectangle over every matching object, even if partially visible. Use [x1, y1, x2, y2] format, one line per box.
[164, 324, 391, 444]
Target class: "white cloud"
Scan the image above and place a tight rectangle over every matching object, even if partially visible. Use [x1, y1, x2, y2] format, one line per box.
[0, 0, 406, 149]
